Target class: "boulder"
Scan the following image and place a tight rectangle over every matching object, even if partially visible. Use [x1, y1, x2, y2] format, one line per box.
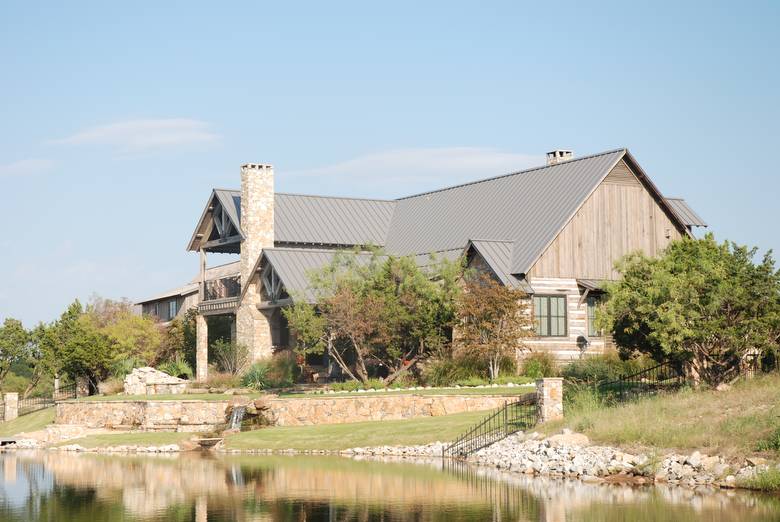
[123, 367, 187, 396]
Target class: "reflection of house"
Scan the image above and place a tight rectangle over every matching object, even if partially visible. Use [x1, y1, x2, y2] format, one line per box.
[144, 148, 706, 380]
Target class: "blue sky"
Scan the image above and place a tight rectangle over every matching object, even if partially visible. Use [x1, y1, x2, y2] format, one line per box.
[1, 1, 778, 326]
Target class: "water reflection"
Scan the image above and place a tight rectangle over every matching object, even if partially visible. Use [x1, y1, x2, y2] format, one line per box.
[0, 451, 778, 521]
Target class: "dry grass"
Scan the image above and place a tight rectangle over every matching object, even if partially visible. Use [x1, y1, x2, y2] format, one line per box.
[543, 374, 780, 459]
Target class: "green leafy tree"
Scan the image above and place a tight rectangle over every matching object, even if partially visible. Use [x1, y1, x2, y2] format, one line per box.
[455, 273, 533, 380]
[0, 318, 29, 386]
[86, 296, 162, 365]
[23, 322, 60, 398]
[599, 235, 780, 386]
[284, 250, 461, 384]
[55, 300, 113, 382]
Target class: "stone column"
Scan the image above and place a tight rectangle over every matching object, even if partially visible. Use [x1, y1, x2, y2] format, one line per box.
[3, 393, 18, 422]
[535, 378, 564, 423]
[236, 163, 275, 362]
[196, 314, 209, 382]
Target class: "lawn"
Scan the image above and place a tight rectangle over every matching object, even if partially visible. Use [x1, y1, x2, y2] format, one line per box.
[542, 373, 780, 459]
[52, 431, 194, 448]
[225, 409, 495, 451]
[0, 407, 55, 437]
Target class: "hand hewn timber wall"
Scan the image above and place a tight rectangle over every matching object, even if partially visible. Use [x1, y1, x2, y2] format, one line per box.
[54, 394, 522, 432]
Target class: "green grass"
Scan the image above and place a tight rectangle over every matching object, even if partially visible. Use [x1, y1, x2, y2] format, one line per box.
[225, 409, 495, 451]
[77, 393, 261, 402]
[279, 385, 534, 399]
[0, 407, 55, 437]
[543, 373, 780, 459]
[53, 431, 193, 448]
[738, 468, 780, 491]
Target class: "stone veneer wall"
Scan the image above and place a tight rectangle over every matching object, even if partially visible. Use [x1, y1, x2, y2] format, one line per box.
[55, 394, 524, 432]
[236, 163, 275, 362]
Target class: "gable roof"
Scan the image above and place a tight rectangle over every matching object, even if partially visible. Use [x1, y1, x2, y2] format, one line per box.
[188, 191, 395, 251]
[384, 149, 630, 274]
[466, 240, 532, 292]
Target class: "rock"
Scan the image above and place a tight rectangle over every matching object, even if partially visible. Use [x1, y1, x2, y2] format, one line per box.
[546, 432, 590, 447]
[715, 383, 732, 392]
[746, 457, 768, 467]
[686, 451, 702, 468]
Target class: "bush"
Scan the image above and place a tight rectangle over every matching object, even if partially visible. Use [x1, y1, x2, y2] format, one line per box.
[157, 356, 193, 380]
[110, 356, 145, 379]
[561, 352, 652, 384]
[521, 351, 558, 378]
[330, 378, 387, 392]
[203, 370, 242, 390]
[757, 427, 780, 452]
[211, 340, 249, 375]
[738, 468, 780, 491]
[242, 362, 270, 390]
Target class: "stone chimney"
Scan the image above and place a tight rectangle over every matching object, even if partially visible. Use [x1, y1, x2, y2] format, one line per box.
[546, 149, 574, 166]
[236, 163, 274, 362]
[239, 163, 274, 288]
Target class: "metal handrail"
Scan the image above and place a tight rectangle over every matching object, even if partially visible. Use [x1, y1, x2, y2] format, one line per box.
[442, 393, 537, 459]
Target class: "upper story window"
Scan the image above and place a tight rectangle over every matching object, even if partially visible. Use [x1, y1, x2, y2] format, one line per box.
[586, 295, 603, 337]
[168, 299, 178, 320]
[533, 295, 567, 337]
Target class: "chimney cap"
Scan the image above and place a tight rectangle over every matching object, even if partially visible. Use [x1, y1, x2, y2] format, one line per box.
[241, 163, 273, 170]
[546, 150, 574, 166]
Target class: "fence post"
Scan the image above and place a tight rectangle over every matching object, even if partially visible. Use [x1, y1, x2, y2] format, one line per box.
[3, 393, 18, 422]
[535, 378, 564, 423]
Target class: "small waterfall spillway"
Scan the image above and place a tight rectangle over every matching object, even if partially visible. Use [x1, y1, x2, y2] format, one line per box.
[228, 406, 247, 430]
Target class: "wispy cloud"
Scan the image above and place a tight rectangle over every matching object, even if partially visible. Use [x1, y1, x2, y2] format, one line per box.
[50, 118, 219, 153]
[284, 147, 543, 197]
[0, 158, 54, 177]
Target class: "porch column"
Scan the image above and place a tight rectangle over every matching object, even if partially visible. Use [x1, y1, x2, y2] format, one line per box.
[230, 316, 237, 342]
[3, 393, 18, 422]
[196, 314, 208, 382]
[535, 378, 564, 423]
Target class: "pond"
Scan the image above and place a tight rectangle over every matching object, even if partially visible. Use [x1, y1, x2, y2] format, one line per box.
[0, 451, 778, 521]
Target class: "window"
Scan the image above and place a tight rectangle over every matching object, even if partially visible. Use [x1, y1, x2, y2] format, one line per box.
[168, 299, 178, 320]
[586, 296, 602, 337]
[534, 295, 567, 337]
[152, 302, 159, 318]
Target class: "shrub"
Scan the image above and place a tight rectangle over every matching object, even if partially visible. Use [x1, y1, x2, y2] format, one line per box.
[738, 468, 780, 491]
[561, 352, 651, 384]
[110, 356, 145, 379]
[203, 370, 242, 390]
[211, 340, 249, 375]
[242, 362, 270, 390]
[757, 427, 780, 452]
[330, 378, 386, 392]
[157, 356, 193, 380]
[521, 351, 558, 379]
[268, 350, 298, 388]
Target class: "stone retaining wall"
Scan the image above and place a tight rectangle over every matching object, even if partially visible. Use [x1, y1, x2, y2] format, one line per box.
[55, 394, 524, 432]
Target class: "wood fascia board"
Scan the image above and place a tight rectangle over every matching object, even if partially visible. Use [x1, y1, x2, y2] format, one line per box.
[214, 190, 245, 240]
[201, 234, 242, 250]
[519, 149, 627, 277]
[620, 151, 692, 237]
[238, 250, 266, 304]
[187, 191, 219, 252]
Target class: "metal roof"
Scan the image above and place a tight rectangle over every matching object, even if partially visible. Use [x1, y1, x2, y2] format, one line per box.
[467, 240, 532, 292]
[664, 198, 707, 227]
[210, 190, 396, 247]
[384, 149, 627, 274]
[576, 278, 610, 292]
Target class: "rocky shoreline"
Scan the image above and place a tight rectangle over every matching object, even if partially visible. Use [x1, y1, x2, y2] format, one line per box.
[4, 429, 777, 492]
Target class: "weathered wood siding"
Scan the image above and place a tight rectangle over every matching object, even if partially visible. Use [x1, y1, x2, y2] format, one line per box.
[527, 160, 684, 280]
[140, 293, 198, 323]
[522, 278, 606, 361]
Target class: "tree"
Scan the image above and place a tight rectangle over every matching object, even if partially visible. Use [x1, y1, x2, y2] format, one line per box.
[0, 318, 28, 386]
[23, 323, 59, 398]
[55, 300, 113, 382]
[599, 235, 780, 386]
[456, 273, 533, 380]
[86, 296, 162, 365]
[284, 250, 461, 384]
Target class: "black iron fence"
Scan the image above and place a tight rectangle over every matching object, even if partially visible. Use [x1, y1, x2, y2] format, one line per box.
[443, 393, 538, 459]
[595, 360, 687, 404]
[17, 381, 79, 417]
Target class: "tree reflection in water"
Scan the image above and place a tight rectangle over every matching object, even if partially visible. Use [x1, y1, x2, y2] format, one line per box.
[0, 452, 778, 521]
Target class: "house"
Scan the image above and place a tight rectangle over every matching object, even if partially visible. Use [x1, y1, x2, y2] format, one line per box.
[140, 148, 706, 380]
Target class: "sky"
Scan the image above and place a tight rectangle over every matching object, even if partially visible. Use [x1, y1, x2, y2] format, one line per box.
[1, 1, 778, 327]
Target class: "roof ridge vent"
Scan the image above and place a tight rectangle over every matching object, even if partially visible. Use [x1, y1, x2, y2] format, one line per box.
[546, 149, 574, 166]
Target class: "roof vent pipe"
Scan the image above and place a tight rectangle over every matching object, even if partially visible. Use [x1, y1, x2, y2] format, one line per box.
[546, 150, 574, 166]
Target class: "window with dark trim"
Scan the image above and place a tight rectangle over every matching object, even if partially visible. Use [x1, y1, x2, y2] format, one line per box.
[533, 295, 567, 337]
[586, 295, 602, 337]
